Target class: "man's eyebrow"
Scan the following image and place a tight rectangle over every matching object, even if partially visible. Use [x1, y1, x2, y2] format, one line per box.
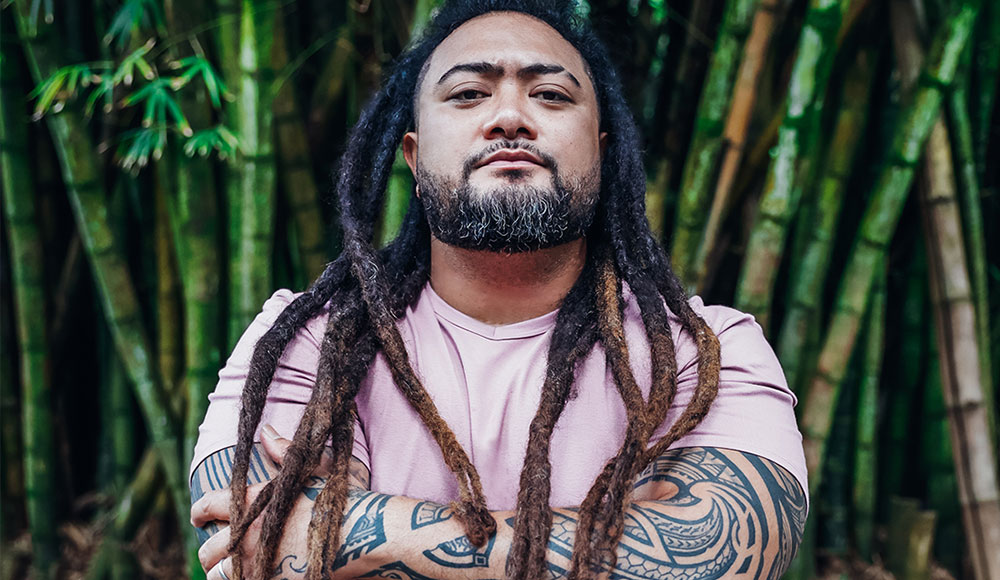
[436, 61, 581, 88]
[517, 63, 581, 88]
[436, 62, 504, 85]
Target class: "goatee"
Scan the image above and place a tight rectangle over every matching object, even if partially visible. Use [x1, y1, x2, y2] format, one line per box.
[416, 142, 600, 253]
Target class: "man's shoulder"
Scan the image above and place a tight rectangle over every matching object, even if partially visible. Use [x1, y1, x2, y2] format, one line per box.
[620, 290, 770, 352]
[246, 289, 332, 353]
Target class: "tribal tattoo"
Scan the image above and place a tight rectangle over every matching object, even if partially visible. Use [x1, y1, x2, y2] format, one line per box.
[412, 502, 454, 529]
[493, 448, 805, 580]
[191, 446, 804, 580]
[334, 492, 392, 567]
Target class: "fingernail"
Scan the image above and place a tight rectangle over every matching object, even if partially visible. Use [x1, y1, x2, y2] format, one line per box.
[262, 424, 279, 440]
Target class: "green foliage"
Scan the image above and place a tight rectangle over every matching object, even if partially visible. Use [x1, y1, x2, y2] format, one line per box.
[169, 56, 231, 108]
[120, 78, 191, 134]
[28, 62, 106, 119]
[116, 126, 168, 174]
[104, 0, 166, 51]
[28, 33, 235, 173]
[111, 40, 157, 86]
[183, 125, 239, 160]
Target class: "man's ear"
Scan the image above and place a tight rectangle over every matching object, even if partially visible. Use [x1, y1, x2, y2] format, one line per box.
[599, 131, 609, 156]
[403, 131, 419, 178]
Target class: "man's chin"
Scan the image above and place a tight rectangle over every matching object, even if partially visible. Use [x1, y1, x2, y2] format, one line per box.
[431, 232, 584, 255]
[468, 171, 549, 190]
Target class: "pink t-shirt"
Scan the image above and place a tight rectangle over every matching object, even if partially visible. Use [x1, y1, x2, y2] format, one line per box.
[193, 284, 807, 511]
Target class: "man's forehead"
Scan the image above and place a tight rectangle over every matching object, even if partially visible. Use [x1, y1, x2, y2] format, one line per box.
[422, 12, 591, 89]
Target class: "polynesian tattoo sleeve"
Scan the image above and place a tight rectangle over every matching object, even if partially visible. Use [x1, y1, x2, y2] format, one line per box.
[192, 446, 805, 580]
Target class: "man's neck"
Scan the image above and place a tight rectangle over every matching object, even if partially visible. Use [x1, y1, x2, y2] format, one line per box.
[428, 237, 587, 325]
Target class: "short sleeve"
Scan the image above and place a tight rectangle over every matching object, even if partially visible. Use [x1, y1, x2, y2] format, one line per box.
[654, 298, 809, 500]
[189, 289, 371, 480]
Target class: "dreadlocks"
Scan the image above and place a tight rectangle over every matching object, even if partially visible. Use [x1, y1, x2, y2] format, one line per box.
[225, 1, 722, 579]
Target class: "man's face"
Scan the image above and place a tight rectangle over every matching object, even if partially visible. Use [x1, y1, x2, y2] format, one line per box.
[402, 12, 607, 253]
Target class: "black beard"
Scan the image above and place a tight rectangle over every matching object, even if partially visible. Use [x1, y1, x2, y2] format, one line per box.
[416, 145, 600, 254]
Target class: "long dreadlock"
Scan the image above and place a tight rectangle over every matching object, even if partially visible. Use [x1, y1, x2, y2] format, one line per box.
[225, 1, 722, 579]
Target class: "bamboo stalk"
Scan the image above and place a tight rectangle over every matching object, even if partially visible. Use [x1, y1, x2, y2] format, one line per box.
[228, 0, 278, 346]
[162, 0, 225, 486]
[307, 24, 354, 145]
[799, 4, 977, 496]
[691, 0, 779, 292]
[818, 343, 856, 558]
[649, 0, 718, 244]
[12, 0, 191, 544]
[971, 0, 999, 180]
[775, 46, 877, 393]
[97, 337, 138, 580]
[272, 11, 329, 281]
[887, 496, 938, 580]
[158, 5, 225, 578]
[919, 115, 1000, 580]
[0, 37, 59, 580]
[880, 242, 928, 512]
[0, 264, 24, 552]
[669, 0, 759, 287]
[734, 0, 848, 333]
[946, 48, 994, 444]
[922, 312, 963, 576]
[155, 178, 184, 403]
[852, 259, 885, 561]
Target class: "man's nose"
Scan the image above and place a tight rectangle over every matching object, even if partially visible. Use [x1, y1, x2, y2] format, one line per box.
[482, 90, 536, 140]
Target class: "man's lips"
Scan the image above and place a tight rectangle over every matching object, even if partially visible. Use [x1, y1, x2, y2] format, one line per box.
[476, 150, 546, 169]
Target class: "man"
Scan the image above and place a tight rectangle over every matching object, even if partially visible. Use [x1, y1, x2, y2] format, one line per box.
[190, 1, 808, 579]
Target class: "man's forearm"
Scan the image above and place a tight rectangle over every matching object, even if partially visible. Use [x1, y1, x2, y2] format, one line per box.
[331, 449, 805, 580]
[330, 492, 771, 580]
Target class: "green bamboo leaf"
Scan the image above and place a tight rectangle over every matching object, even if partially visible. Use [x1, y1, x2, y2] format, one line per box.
[117, 127, 167, 174]
[28, 67, 68, 118]
[163, 94, 193, 136]
[183, 126, 239, 160]
[103, 0, 166, 51]
[169, 56, 230, 109]
[84, 74, 115, 116]
[112, 40, 156, 86]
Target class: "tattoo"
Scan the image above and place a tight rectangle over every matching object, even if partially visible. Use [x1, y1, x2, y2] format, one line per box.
[302, 475, 327, 501]
[334, 493, 391, 567]
[189, 446, 370, 545]
[616, 448, 805, 580]
[745, 454, 807, 575]
[272, 554, 308, 580]
[423, 533, 495, 568]
[502, 449, 805, 580]
[411, 501, 454, 529]
[358, 561, 437, 580]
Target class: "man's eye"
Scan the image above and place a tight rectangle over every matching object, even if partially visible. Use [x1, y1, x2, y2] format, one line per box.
[452, 89, 487, 101]
[535, 90, 569, 102]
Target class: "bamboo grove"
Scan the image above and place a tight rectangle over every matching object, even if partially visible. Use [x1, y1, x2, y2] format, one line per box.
[0, 0, 997, 578]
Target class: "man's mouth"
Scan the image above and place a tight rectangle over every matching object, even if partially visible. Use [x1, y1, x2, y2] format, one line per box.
[475, 149, 546, 170]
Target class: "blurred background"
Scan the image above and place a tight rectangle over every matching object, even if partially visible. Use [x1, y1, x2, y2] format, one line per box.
[1, 0, 997, 578]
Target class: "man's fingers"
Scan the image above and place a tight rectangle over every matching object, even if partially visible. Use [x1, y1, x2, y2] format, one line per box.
[199, 525, 231, 572]
[191, 484, 266, 527]
[206, 556, 234, 580]
[260, 424, 292, 467]
[192, 490, 232, 527]
[261, 424, 335, 477]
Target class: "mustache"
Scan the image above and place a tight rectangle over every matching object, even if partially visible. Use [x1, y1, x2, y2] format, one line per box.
[461, 140, 558, 180]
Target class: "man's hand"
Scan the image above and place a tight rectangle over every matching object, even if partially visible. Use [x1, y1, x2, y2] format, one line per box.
[189, 428, 371, 580]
